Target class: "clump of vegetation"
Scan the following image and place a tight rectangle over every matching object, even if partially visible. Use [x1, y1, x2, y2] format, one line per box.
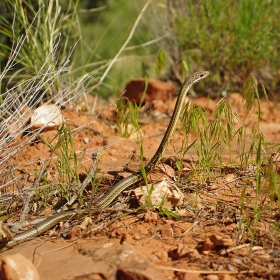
[149, 0, 280, 97]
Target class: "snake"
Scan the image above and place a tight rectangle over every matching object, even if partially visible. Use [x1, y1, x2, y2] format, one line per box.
[0, 71, 209, 252]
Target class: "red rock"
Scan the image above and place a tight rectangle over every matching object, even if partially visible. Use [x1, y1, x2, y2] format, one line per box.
[169, 244, 201, 260]
[177, 244, 201, 259]
[203, 237, 215, 251]
[221, 224, 237, 233]
[161, 223, 173, 240]
[1, 253, 40, 280]
[124, 78, 176, 104]
[210, 234, 233, 247]
[144, 210, 158, 222]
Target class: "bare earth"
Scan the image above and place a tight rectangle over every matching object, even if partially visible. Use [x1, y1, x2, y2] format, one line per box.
[0, 92, 280, 280]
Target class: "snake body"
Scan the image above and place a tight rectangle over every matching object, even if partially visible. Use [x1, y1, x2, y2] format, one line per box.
[0, 71, 209, 251]
[0, 212, 77, 252]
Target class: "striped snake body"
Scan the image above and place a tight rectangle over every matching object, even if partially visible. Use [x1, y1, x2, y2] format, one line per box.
[0, 71, 209, 251]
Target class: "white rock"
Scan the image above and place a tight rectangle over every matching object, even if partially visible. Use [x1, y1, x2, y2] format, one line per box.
[134, 180, 184, 208]
[30, 104, 64, 130]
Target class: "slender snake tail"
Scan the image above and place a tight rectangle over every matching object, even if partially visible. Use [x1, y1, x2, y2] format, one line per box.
[0, 71, 209, 251]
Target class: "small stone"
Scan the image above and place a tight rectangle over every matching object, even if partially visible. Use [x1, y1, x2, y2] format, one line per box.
[144, 210, 158, 222]
[168, 244, 201, 260]
[251, 246, 270, 260]
[223, 173, 236, 182]
[203, 237, 215, 251]
[222, 224, 237, 233]
[161, 224, 173, 240]
[177, 244, 201, 259]
[1, 253, 40, 280]
[210, 234, 233, 247]
[207, 184, 219, 191]
[30, 104, 64, 130]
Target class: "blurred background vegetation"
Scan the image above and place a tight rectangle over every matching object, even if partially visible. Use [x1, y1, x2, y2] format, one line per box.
[0, 0, 279, 100]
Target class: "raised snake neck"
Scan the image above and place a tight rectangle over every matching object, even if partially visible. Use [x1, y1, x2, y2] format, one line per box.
[0, 71, 209, 252]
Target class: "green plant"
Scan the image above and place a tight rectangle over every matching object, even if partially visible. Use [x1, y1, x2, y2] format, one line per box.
[236, 73, 280, 247]
[150, 0, 279, 96]
[0, 0, 81, 97]
[115, 98, 141, 138]
[39, 125, 87, 205]
[265, 163, 280, 209]
[181, 99, 229, 183]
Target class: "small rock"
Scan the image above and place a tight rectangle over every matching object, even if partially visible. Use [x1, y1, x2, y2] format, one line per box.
[177, 244, 201, 259]
[161, 224, 173, 240]
[134, 180, 185, 208]
[224, 217, 234, 224]
[206, 184, 219, 191]
[223, 173, 236, 183]
[1, 253, 40, 280]
[221, 224, 237, 233]
[169, 244, 201, 260]
[256, 222, 270, 236]
[251, 246, 270, 260]
[210, 234, 233, 247]
[203, 237, 215, 251]
[144, 210, 158, 223]
[30, 104, 64, 130]
[156, 163, 176, 178]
